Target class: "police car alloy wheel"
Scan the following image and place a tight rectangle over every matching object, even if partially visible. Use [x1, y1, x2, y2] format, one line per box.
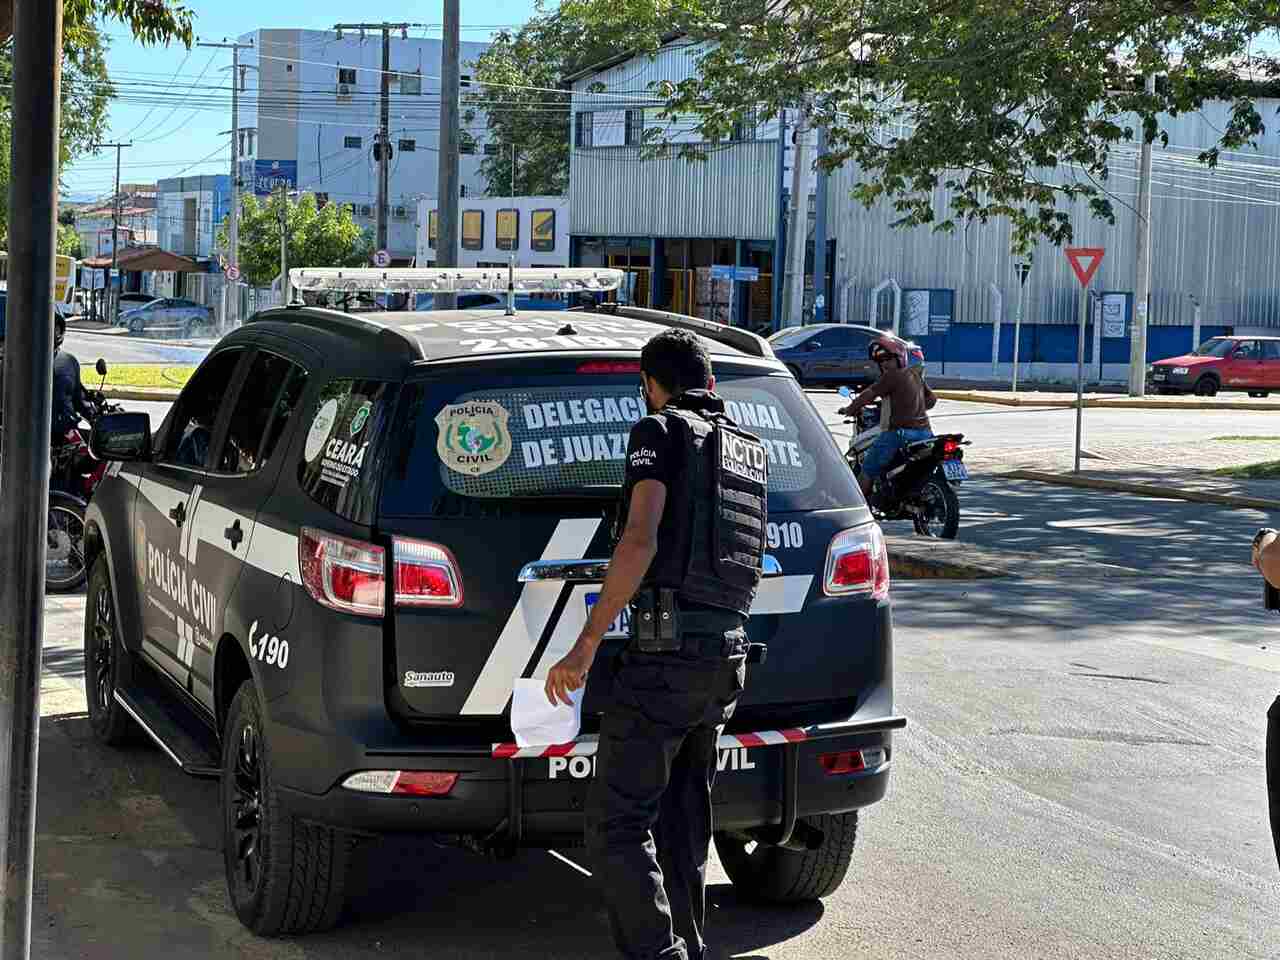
[221, 681, 353, 935]
[84, 555, 135, 744]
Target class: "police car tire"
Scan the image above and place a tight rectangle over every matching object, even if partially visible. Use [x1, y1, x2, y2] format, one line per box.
[84, 555, 135, 745]
[713, 811, 858, 903]
[222, 681, 353, 935]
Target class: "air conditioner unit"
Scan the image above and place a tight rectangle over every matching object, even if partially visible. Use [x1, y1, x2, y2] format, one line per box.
[359, 204, 373, 218]
[337, 83, 352, 96]
[393, 205, 408, 220]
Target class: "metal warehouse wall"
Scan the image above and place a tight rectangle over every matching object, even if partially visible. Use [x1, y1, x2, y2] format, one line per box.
[827, 99, 1280, 331]
[569, 140, 778, 240]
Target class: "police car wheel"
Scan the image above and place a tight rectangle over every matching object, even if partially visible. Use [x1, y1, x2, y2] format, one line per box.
[713, 811, 858, 903]
[221, 681, 353, 935]
[84, 555, 135, 745]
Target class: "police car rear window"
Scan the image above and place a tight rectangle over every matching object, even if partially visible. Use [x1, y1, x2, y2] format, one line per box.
[297, 378, 396, 523]
[380, 370, 860, 514]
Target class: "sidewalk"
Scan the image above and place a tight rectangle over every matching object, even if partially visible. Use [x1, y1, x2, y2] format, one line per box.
[933, 388, 1280, 411]
[66, 317, 127, 336]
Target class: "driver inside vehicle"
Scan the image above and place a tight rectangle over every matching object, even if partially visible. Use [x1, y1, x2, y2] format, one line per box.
[838, 335, 936, 496]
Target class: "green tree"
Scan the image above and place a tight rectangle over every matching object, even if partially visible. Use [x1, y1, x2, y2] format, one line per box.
[562, 0, 1280, 251]
[56, 222, 82, 258]
[218, 193, 374, 287]
[470, 1, 630, 196]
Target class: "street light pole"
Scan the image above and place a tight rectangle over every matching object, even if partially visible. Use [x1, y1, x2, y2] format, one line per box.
[435, 0, 461, 309]
[1128, 71, 1157, 396]
[91, 142, 130, 326]
[1011, 261, 1030, 392]
[0, 1, 63, 955]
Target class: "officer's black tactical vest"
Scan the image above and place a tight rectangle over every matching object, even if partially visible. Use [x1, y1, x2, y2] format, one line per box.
[629, 391, 768, 617]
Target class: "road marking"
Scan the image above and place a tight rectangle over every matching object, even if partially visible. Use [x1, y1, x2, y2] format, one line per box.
[548, 849, 592, 877]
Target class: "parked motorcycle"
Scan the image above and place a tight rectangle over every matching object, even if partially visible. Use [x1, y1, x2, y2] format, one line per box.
[838, 385, 969, 539]
[47, 359, 122, 593]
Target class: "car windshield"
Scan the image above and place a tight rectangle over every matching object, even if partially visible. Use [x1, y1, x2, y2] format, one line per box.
[1191, 339, 1236, 357]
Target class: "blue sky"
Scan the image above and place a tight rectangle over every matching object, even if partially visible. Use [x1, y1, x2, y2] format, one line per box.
[64, 0, 545, 200]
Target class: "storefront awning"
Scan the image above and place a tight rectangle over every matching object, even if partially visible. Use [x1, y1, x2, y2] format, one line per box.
[80, 247, 202, 273]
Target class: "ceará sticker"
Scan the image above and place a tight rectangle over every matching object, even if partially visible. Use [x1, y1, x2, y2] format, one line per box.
[435, 400, 512, 476]
[305, 399, 339, 463]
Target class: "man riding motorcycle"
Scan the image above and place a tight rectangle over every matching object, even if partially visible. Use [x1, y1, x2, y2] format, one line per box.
[838, 335, 937, 497]
[52, 313, 94, 441]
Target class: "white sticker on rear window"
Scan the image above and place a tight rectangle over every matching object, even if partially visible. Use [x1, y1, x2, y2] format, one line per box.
[435, 400, 513, 476]
[305, 398, 339, 463]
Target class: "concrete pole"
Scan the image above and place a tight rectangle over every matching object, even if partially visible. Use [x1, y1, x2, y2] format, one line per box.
[110, 145, 121, 323]
[784, 103, 810, 328]
[229, 45, 240, 328]
[0, 1, 62, 955]
[1190, 295, 1201, 352]
[1128, 72, 1156, 396]
[376, 25, 391, 254]
[278, 187, 289, 304]
[1012, 262, 1030, 392]
[435, 0, 461, 309]
[812, 124, 828, 325]
[770, 111, 788, 332]
[989, 281, 1002, 378]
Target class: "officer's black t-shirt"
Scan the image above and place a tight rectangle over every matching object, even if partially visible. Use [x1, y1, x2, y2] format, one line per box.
[625, 413, 682, 489]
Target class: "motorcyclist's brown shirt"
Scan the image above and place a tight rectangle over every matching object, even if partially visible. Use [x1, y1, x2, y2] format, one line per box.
[856, 365, 936, 430]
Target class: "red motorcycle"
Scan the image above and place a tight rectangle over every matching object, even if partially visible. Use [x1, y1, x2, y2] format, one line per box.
[47, 359, 121, 593]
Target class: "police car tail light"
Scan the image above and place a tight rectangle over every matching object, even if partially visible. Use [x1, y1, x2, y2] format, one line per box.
[823, 524, 890, 600]
[300, 527, 386, 618]
[341, 770, 458, 796]
[394, 537, 463, 607]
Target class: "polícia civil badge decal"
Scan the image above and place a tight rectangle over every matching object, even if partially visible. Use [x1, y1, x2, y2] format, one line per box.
[435, 400, 512, 476]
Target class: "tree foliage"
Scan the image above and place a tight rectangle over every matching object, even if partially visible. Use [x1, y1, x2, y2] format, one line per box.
[470, 1, 630, 196]
[57, 222, 82, 257]
[217, 193, 374, 287]
[563, 0, 1280, 251]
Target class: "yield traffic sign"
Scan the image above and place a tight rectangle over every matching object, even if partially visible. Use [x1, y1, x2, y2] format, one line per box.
[1064, 247, 1104, 287]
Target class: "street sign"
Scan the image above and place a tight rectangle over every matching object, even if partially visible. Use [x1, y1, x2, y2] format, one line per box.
[709, 265, 760, 282]
[225, 265, 241, 282]
[710, 264, 735, 281]
[373, 249, 392, 268]
[1065, 247, 1104, 288]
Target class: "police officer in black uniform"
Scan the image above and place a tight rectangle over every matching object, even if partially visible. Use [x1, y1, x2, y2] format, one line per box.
[546, 328, 768, 960]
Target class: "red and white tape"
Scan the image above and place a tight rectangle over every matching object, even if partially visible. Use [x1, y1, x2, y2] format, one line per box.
[492, 727, 810, 760]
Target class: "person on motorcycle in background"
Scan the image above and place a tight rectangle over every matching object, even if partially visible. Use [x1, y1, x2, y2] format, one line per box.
[52, 312, 94, 442]
[838, 335, 937, 497]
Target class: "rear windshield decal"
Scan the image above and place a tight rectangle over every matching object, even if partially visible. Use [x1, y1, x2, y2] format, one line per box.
[305, 399, 339, 463]
[435, 400, 513, 476]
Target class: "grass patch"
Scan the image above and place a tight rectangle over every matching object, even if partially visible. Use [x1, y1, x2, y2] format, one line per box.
[1212, 460, 1280, 479]
[83, 364, 193, 390]
[1212, 436, 1280, 442]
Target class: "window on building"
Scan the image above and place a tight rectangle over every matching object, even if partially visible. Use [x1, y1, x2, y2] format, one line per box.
[531, 209, 556, 252]
[460, 74, 472, 88]
[246, 129, 256, 156]
[459, 132, 477, 155]
[496, 209, 518, 251]
[575, 112, 593, 149]
[428, 210, 438, 249]
[625, 109, 645, 147]
[238, 131, 246, 158]
[398, 138, 416, 152]
[344, 135, 363, 149]
[731, 108, 758, 142]
[483, 143, 500, 156]
[462, 209, 484, 250]
[337, 67, 357, 86]
[400, 71, 422, 96]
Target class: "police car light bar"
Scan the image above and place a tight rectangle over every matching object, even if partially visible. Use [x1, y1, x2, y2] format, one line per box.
[289, 267, 623, 295]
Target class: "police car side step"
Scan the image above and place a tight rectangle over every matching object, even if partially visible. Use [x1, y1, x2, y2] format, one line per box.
[114, 684, 221, 779]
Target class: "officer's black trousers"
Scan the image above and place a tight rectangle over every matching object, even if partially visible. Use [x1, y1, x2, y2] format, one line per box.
[1268, 696, 1280, 871]
[586, 643, 746, 960]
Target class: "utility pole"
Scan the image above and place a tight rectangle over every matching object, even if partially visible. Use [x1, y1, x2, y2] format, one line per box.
[92, 142, 130, 326]
[771, 110, 788, 332]
[812, 124, 829, 325]
[784, 103, 811, 328]
[1128, 71, 1157, 396]
[276, 184, 290, 304]
[435, 0, 461, 309]
[199, 39, 254, 330]
[1011, 261, 1031, 392]
[333, 23, 418, 260]
[0, 2, 63, 955]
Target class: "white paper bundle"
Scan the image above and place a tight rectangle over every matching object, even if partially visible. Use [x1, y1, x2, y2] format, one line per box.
[511, 678, 582, 748]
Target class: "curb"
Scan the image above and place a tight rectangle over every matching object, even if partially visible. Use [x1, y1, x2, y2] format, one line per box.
[933, 389, 1280, 411]
[1005, 469, 1280, 511]
[888, 550, 1007, 580]
[101, 385, 181, 402]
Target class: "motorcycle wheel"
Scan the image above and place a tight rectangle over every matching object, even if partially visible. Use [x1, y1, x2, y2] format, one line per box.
[911, 470, 960, 540]
[46, 492, 89, 593]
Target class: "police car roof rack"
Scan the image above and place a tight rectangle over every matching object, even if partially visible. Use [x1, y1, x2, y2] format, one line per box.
[287, 266, 624, 297]
[591, 303, 773, 360]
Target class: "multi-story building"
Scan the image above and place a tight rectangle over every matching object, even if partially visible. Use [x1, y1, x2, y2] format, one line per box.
[75, 183, 158, 258]
[416, 195, 569, 268]
[237, 28, 491, 261]
[156, 175, 232, 261]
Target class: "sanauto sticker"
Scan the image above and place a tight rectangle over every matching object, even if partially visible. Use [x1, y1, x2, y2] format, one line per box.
[435, 400, 512, 476]
[404, 670, 455, 688]
[305, 399, 339, 463]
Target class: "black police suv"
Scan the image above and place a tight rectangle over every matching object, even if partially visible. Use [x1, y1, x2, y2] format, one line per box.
[84, 291, 904, 935]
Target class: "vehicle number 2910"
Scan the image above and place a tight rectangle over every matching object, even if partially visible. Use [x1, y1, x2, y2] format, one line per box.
[766, 522, 803, 549]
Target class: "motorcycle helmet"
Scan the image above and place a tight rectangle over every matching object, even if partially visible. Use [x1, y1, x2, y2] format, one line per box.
[868, 334, 908, 369]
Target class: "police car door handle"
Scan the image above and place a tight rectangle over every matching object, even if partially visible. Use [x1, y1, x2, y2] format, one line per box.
[517, 559, 611, 583]
[168, 502, 186, 527]
[224, 519, 243, 550]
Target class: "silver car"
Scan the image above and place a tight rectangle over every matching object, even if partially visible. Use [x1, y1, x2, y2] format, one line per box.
[118, 297, 214, 338]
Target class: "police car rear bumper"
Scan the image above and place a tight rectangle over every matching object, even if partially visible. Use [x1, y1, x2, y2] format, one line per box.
[276, 714, 906, 842]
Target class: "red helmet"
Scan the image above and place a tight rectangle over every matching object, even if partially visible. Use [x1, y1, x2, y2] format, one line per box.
[868, 334, 909, 368]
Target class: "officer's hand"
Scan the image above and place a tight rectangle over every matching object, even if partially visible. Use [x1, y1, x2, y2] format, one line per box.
[545, 643, 595, 707]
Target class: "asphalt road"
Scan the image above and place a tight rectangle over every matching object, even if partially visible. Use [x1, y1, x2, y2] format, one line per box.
[65, 331, 213, 367]
[30, 470, 1280, 959]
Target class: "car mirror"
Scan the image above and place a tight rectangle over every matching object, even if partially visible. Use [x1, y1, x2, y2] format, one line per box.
[95, 358, 107, 377]
[91, 411, 152, 462]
